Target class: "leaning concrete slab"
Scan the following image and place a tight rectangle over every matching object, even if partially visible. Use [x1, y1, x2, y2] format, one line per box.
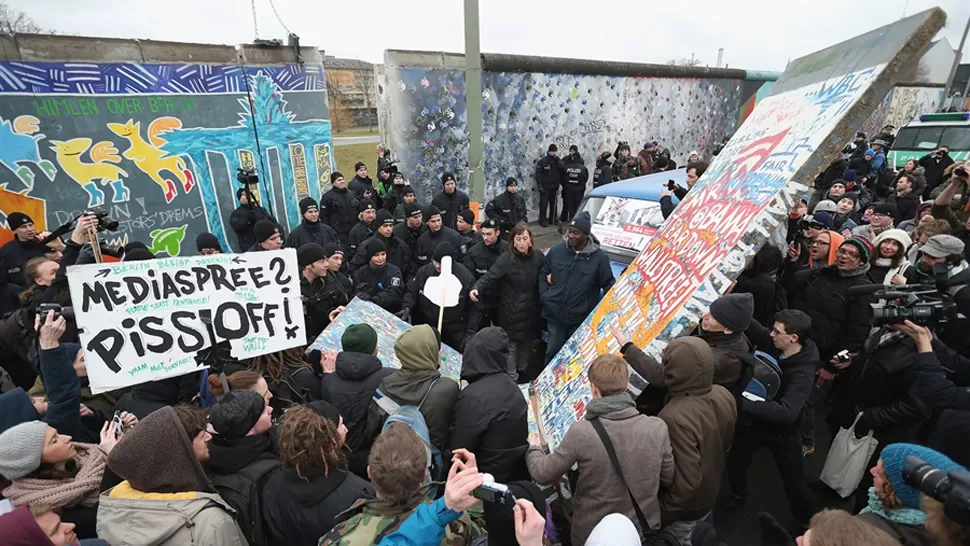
[533, 8, 946, 449]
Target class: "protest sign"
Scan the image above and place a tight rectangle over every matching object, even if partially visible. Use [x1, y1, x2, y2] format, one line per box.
[532, 9, 946, 449]
[68, 250, 305, 393]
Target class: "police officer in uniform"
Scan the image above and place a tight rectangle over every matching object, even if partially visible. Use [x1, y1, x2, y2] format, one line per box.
[350, 209, 411, 279]
[298, 243, 350, 342]
[351, 238, 405, 313]
[414, 205, 463, 272]
[347, 199, 377, 257]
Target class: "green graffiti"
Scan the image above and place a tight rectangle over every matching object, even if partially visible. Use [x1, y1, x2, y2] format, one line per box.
[148, 225, 188, 256]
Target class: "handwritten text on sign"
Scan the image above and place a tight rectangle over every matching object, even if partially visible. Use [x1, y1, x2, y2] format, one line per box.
[67, 250, 305, 393]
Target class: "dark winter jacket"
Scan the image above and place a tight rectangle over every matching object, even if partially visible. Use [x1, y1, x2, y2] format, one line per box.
[116, 373, 200, 420]
[383, 184, 408, 217]
[857, 512, 935, 546]
[457, 228, 482, 251]
[593, 162, 612, 187]
[431, 190, 470, 231]
[472, 248, 545, 341]
[887, 190, 921, 225]
[320, 187, 359, 238]
[286, 219, 340, 251]
[0, 343, 86, 438]
[742, 319, 818, 431]
[463, 237, 503, 279]
[919, 151, 955, 197]
[780, 263, 875, 360]
[0, 238, 46, 289]
[733, 270, 785, 329]
[485, 191, 527, 232]
[322, 352, 394, 477]
[448, 327, 529, 482]
[369, 325, 460, 451]
[831, 330, 930, 445]
[563, 156, 589, 190]
[813, 159, 848, 192]
[697, 329, 754, 403]
[259, 364, 322, 417]
[539, 237, 615, 326]
[910, 340, 970, 413]
[347, 220, 375, 257]
[351, 263, 405, 313]
[302, 274, 350, 343]
[612, 155, 640, 180]
[229, 204, 277, 253]
[535, 154, 565, 190]
[404, 261, 476, 338]
[349, 233, 411, 279]
[206, 433, 278, 476]
[349, 175, 377, 203]
[392, 222, 426, 274]
[262, 465, 375, 546]
[414, 226, 463, 271]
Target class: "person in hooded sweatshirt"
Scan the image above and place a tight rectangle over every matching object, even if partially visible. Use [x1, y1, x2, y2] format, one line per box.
[262, 402, 373, 546]
[321, 172, 359, 247]
[229, 188, 278, 252]
[247, 219, 282, 252]
[485, 177, 527, 236]
[319, 323, 394, 478]
[414, 205, 463, 271]
[287, 197, 341, 250]
[350, 209, 411, 278]
[347, 199, 377, 257]
[431, 172, 470, 231]
[204, 389, 279, 545]
[366, 324, 460, 454]
[352, 238, 405, 313]
[97, 406, 247, 546]
[402, 241, 477, 350]
[722, 309, 819, 528]
[448, 327, 529, 483]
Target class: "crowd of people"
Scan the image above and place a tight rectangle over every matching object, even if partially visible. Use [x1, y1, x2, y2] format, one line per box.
[0, 130, 968, 546]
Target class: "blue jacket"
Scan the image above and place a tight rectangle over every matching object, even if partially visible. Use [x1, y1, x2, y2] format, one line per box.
[867, 149, 886, 180]
[539, 237, 615, 326]
[378, 497, 462, 546]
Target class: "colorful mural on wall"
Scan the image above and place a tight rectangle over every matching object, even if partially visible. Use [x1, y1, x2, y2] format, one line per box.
[860, 84, 944, 138]
[0, 60, 333, 253]
[384, 66, 769, 213]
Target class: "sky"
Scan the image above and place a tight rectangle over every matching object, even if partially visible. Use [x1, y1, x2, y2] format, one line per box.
[12, 0, 970, 72]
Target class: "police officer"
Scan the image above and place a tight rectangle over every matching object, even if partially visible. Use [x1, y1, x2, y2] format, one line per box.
[561, 145, 589, 224]
[463, 219, 503, 279]
[402, 241, 477, 350]
[415, 205, 464, 272]
[456, 209, 482, 248]
[320, 172, 358, 248]
[298, 243, 350, 342]
[352, 238, 405, 313]
[347, 199, 377, 257]
[350, 209, 411, 278]
[323, 242, 354, 297]
[485, 177, 527, 237]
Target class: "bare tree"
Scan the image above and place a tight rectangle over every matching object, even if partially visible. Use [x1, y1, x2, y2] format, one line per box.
[0, 1, 43, 34]
[352, 70, 375, 131]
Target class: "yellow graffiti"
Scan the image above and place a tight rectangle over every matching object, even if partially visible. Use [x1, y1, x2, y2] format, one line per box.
[49, 138, 129, 207]
[289, 143, 309, 198]
[106, 118, 195, 204]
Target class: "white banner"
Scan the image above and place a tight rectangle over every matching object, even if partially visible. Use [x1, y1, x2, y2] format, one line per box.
[67, 250, 305, 393]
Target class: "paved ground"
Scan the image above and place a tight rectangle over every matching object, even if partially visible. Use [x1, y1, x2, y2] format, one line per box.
[333, 135, 381, 146]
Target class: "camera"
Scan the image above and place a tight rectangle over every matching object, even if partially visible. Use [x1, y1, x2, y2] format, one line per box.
[36, 303, 75, 322]
[111, 410, 125, 438]
[836, 349, 851, 363]
[83, 207, 119, 232]
[236, 167, 259, 186]
[791, 216, 825, 247]
[955, 166, 968, 178]
[904, 456, 970, 526]
[666, 180, 677, 191]
[472, 473, 515, 507]
[856, 274, 959, 328]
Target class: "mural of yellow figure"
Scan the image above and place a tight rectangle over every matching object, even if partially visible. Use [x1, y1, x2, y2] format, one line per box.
[49, 138, 129, 207]
[106, 117, 195, 204]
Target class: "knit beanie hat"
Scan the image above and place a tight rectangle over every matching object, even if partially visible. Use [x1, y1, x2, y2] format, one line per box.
[331, 171, 344, 184]
[6, 212, 32, 231]
[342, 323, 378, 355]
[402, 185, 416, 197]
[567, 211, 592, 235]
[880, 443, 967, 509]
[63, 342, 82, 367]
[300, 197, 318, 215]
[376, 209, 394, 227]
[364, 238, 387, 260]
[357, 199, 376, 213]
[208, 390, 265, 439]
[196, 232, 222, 253]
[254, 220, 277, 243]
[306, 400, 341, 425]
[433, 241, 455, 263]
[124, 246, 156, 262]
[354, 161, 366, 171]
[873, 203, 898, 219]
[404, 202, 423, 218]
[709, 293, 754, 333]
[441, 172, 456, 185]
[841, 237, 872, 264]
[872, 229, 911, 252]
[458, 209, 475, 225]
[838, 193, 859, 208]
[548, 144, 558, 153]
[811, 212, 835, 229]
[323, 242, 343, 258]
[0, 505, 58, 546]
[0, 420, 48, 480]
[298, 242, 327, 268]
[425, 205, 442, 221]
[236, 187, 248, 200]
[843, 169, 858, 182]
[505, 177, 518, 189]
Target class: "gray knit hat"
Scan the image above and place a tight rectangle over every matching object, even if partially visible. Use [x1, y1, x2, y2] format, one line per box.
[0, 420, 48, 480]
[709, 293, 755, 333]
[208, 390, 266, 439]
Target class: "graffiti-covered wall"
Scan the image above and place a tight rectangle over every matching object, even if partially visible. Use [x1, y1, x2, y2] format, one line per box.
[0, 37, 333, 255]
[383, 50, 776, 213]
[860, 84, 944, 137]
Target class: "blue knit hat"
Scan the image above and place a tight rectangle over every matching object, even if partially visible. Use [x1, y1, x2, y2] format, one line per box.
[843, 169, 858, 182]
[881, 443, 967, 509]
[567, 211, 592, 235]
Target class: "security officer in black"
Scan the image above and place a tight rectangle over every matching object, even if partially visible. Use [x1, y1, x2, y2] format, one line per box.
[347, 199, 377, 257]
[560, 145, 589, 224]
[402, 241, 477, 350]
[485, 177, 527, 238]
[352, 238, 405, 313]
[350, 209, 412, 279]
[323, 242, 354, 297]
[298, 243, 350, 342]
[462, 219, 503, 331]
[414, 205, 463, 272]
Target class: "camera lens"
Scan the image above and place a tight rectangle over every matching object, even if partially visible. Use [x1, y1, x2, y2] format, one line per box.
[904, 457, 952, 501]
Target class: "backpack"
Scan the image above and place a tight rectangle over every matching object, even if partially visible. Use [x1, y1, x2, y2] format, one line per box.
[743, 350, 784, 402]
[209, 457, 279, 546]
[367, 378, 444, 480]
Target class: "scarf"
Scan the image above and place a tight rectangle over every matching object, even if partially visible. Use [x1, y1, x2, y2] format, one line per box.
[859, 487, 927, 526]
[870, 224, 891, 237]
[584, 393, 635, 420]
[2, 444, 106, 508]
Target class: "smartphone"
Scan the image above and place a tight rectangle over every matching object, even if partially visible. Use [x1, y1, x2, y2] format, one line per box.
[111, 410, 124, 438]
[836, 350, 851, 363]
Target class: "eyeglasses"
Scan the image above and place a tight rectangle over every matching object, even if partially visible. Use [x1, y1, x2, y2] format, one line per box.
[836, 248, 860, 259]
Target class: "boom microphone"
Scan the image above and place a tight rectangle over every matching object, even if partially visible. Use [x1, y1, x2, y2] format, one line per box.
[846, 284, 890, 296]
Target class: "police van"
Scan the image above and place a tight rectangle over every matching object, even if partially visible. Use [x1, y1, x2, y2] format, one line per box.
[888, 112, 970, 169]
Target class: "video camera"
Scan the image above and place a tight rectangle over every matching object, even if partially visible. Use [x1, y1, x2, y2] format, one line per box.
[904, 456, 970, 526]
[236, 167, 259, 186]
[848, 265, 959, 328]
[791, 216, 827, 247]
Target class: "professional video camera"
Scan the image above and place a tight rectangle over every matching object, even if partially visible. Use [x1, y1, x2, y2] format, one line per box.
[236, 167, 259, 186]
[904, 456, 970, 526]
[848, 264, 959, 328]
[791, 215, 826, 247]
[82, 206, 119, 232]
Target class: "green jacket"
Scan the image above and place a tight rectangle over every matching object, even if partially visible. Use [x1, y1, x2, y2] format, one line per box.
[318, 486, 484, 545]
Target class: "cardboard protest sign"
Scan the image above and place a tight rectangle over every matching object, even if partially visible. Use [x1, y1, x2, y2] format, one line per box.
[68, 250, 305, 393]
[532, 9, 946, 449]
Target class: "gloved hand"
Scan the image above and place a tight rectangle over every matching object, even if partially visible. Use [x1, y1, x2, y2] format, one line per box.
[355, 291, 372, 302]
[394, 308, 410, 321]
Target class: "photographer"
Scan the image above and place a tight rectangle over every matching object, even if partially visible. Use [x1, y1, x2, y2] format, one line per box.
[889, 320, 970, 413]
[931, 163, 970, 261]
[902, 234, 970, 354]
[920, 145, 956, 199]
[229, 187, 278, 252]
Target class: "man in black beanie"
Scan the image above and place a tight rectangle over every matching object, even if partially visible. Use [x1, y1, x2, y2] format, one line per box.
[431, 172, 470, 231]
[300, 242, 350, 341]
[196, 232, 223, 255]
[351, 238, 404, 313]
[347, 199, 377, 257]
[485, 177, 527, 238]
[287, 196, 340, 251]
[350, 209, 411, 279]
[389, 185, 417, 224]
[456, 209, 482, 249]
[248, 220, 282, 252]
[322, 242, 354, 300]
[402, 241, 477, 349]
[383, 173, 409, 221]
[535, 144, 565, 227]
[229, 186, 278, 252]
[415, 205, 463, 271]
[320, 172, 358, 247]
[0, 211, 47, 288]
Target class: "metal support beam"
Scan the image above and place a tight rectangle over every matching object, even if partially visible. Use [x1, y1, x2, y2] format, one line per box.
[463, 0, 485, 205]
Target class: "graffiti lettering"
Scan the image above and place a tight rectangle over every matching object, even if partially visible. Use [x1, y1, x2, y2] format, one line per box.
[146, 97, 195, 114]
[578, 118, 608, 135]
[33, 97, 99, 117]
[105, 98, 143, 115]
[51, 205, 203, 235]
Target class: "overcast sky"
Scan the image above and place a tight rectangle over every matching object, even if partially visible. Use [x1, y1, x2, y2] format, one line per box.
[13, 0, 970, 71]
